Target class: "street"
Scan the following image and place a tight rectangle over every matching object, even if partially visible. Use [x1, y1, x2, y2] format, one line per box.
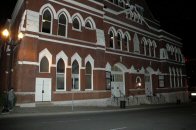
[0, 103, 196, 130]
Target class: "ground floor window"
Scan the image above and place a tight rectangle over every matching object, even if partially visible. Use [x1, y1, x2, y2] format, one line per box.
[159, 75, 164, 88]
[106, 71, 111, 90]
[72, 60, 79, 90]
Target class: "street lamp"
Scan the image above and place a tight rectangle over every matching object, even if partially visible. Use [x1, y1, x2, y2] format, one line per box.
[1, 29, 23, 113]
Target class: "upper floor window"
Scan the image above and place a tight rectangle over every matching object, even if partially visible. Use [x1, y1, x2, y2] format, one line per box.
[72, 17, 81, 30]
[124, 35, 129, 51]
[109, 31, 114, 48]
[117, 33, 122, 50]
[58, 14, 67, 36]
[42, 9, 52, 34]
[40, 56, 49, 72]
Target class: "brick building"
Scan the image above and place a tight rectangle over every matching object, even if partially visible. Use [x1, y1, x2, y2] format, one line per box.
[0, 0, 188, 106]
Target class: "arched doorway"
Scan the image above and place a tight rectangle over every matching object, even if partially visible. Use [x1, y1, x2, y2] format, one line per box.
[111, 65, 125, 97]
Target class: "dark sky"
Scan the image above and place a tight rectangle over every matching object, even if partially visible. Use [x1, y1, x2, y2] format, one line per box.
[0, 0, 194, 58]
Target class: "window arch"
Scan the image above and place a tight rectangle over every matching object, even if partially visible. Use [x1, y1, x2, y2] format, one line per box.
[85, 62, 92, 89]
[40, 56, 49, 72]
[72, 60, 79, 90]
[72, 17, 80, 30]
[56, 59, 65, 90]
[39, 48, 52, 73]
[58, 13, 67, 36]
[85, 20, 93, 29]
[84, 17, 96, 30]
[42, 9, 52, 34]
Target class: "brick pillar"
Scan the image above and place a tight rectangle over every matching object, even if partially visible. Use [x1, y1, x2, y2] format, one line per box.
[66, 68, 72, 91]
[80, 68, 85, 91]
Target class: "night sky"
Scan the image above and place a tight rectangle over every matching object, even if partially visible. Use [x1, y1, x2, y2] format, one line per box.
[0, 0, 194, 58]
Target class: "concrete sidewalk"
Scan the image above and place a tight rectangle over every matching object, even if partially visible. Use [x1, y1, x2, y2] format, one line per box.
[0, 103, 188, 118]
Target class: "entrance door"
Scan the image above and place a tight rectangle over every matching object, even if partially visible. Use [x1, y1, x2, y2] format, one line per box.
[111, 65, 125, 97]
[35, 78, 51, 102]
[145, 73, 153, 96]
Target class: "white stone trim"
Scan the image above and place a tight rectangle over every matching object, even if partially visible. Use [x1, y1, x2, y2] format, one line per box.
[104, 8, 181, 41]
[104, 17, 182, 45]
[39, 48, 52, 73]
[56, 8, 72, 23]
[94, 68, 106, 71]
[49, 0, 103, 18]
[18, 61, 39, 66]
[15, 92, 35, 95]
[39, 3, 57, 19]
[84, 16, 96, 29]
[88, 0, 104, 6]
[71, 13, 85, 27]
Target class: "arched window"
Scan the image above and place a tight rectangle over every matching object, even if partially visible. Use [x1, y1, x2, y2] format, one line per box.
[117, 33, 122, 50]
[42, 9, 52, 33]
[124, 35, 129, 51]
[56, 59, 65, 90]
[72, 17, 81, 30]
[119, 0, 124, 8]
[109, 31, 114, 48]
[40, 56, 49, 72]
[72, 60, 79, 89]
[85, 62, 92, 89]
[85, 20, 93, 29]
[58, 13, 67, 36]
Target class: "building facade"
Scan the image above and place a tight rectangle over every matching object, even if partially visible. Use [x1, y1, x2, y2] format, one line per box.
[0, 0, 188, 106]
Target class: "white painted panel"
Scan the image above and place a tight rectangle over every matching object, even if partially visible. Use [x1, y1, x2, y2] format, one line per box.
[35, 78, 51, 102]
[26, 10, 39, 32]
[35, 78, 43, 101]
[43, 78, 51, 101]
[96, 29, 105, 46]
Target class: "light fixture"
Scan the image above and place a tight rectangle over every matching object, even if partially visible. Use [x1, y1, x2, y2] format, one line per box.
[2, 29, 10, 38]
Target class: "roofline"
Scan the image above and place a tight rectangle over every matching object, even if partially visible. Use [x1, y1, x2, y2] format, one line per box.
[10, 0, 24, 26]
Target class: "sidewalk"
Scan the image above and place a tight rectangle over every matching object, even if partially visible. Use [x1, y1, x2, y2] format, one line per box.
[0, 103, 188, 118]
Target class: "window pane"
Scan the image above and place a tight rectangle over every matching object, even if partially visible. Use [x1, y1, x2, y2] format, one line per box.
[73, 18, 80, 29]
[57, 59, 65, 73]
[42, 10, 51, 33]
[72, 60, 79, 74]
[109, 31, 114, 48]
[58, 24, 66, 36]
[59, 14, 66, 24]
[42, 21, 51, 33]
[57, 74, 64, 90]
[85, 21, 92, 29]
[40, 57, 49, 72]
[43, 10, 51, 21]
[73, 78, 79, 89]
[86, 62, 92, 74]
[106, 71, 111, 90]
[117, 33, 121, 49]
[86, 75, 91, 89]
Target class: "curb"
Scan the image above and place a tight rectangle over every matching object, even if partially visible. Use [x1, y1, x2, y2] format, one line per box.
[0, 104, 186, 118]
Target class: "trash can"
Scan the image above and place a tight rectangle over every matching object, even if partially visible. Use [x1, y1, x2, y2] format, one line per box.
[120, 101, 126, 108]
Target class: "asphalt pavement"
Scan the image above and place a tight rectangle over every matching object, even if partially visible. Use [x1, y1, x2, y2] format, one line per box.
[0, 103, 192, 118]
